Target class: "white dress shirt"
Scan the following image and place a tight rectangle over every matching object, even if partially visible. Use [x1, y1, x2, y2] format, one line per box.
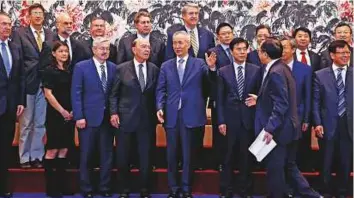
[263, 59, 279, 81]
[295, 49, 311, 66]
[176, 54, 189, 71]
[287, 59, 294, 71]
[93, 57, 107, 80]
[134, 58, 147, 84]
[30, 25, 45, 42]
[137, 33, 150, 41]
[332, 64, 347, 85]
[0, 39, 13, 68]
[233, 61, 246, 81]
[58, 35, 72, 60]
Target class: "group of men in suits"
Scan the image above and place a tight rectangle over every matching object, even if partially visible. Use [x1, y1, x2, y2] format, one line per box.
[0, 1, 353, 198]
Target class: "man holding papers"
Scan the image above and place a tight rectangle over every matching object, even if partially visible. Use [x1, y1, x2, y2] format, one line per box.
[253, 38, 298, 198]
[216, 38, 261, 198]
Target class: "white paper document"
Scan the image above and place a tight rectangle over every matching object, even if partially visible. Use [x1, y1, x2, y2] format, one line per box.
[248, 129, 277, 162]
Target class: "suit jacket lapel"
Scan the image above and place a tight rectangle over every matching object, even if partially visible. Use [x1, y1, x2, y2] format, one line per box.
[128, 60, 141, 88]
[182, 56, 193, 86]
[90, 58, 105, 93]
[243, 64, 251, 99]
[145, 62, 154, 90]
[171, 58, 181, 86]
[0, 52, 7, 78]
[227, 65, 239, 98]
[25, 27, 40, 53]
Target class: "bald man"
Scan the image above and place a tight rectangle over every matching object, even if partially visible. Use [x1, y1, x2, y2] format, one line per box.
[109, 38, 160, 198]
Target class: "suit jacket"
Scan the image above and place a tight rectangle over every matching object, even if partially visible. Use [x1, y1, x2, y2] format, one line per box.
[293, 50, 322, 72]
[255, 60, 299, 145]
[291, 61, 312, 135]
[71, 58, 117, 127]
[11, 26, 55, 94]
[109, 60, 160, 132]
[0, 40, 25, 116]
[116, 33, 165, 67]
[83, 37, 117, 64]
[208, 44, 233, 101]
[320, 47, 353, 68]
[313, 66, 353, 140]
[156, 57, 216, 128]
[246, 50, 262, 67]
[165, 26, 215, 61]
[216, 63, 261, 132]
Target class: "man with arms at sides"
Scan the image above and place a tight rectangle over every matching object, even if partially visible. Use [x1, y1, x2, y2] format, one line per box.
[207, 22, 235, 171]
[165, 3, 215, 61]
[54, 12, 90, 70]
[248, 37, 298, 198]
[116, 10, 165, 67]
[71, 37, 116, 198]
[217, 38, 261, 198]
[279, 36, 322, 198]
[109, 38, 160, 198]
[320, 22, 353, 68]
[83, 17, 117, 64]
[293, 27, 322, 72]
[0, 12, 25, 198]
[156, 31, 216, 198]
[246, 24, 271, 67]
[313, 40, 353, 198]
[12, 3, 55, 169]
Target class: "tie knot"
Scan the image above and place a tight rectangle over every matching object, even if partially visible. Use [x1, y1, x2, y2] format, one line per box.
[300, 51, 306, 55]
[337, 68, 344, 72]
[139, 63, 144, 68]
[178, 59, 184, 64]
[238, 65, 243, 70]
[1, 42, 6, 47]
[100, 64, 105, 69]
[63, 39, 67, 43]
[35, 30, 42, 35]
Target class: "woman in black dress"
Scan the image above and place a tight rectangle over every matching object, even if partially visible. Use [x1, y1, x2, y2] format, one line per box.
[42, 41, 73, 198]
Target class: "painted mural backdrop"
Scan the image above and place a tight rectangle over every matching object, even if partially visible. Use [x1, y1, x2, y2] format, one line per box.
[0, 0, 353, 52]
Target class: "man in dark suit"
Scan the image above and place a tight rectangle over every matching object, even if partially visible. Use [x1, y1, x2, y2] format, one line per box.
[246, 24, 271, 67]
[253, 38, 298, 198]
[207, 22, 235, 171]
[71, 37, 116, 198]
[55, 12, 90, 70]
[165, 3, 215, 61]
[0, 12, 25, 198]
[116, 10, 165, 67]
[280, 36, 322, 198]
[217, 38, 261, 198]
[313, 40, 353, 198]
[156, 31, 216, 198]
[293, 27, 322, 72]
[110, 38, 159, 198]
[83, 17, 117, 64]
[320, 22, 353, 68]
[12, 3, 55, 169]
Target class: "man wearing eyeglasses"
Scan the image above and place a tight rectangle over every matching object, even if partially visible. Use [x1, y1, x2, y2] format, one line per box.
[313, 40, 353, 198]
[12, 3, 55, 169]
[246, 24, 271, 67]
[320, 22, 353, 68]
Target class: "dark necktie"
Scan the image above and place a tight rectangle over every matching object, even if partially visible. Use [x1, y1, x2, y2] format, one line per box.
[1, 42, 11, 77]
[100, 64, 107, 92]
[237, 65, 244, 100]
[226, 48, 233, 63]
[336, 68, 346, 117]
[138, 64, 145, 91]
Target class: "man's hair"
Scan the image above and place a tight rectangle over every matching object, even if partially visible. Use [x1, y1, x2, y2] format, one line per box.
[328, 40, 351, 53]
[28, 3, 45, 15]
[181, 3, 200, 15]
[132, 38, 150, 48]
[293, 27, 312, 40]
[278, 35, 297, 49]
[229, 37, 249, 50]
[260, 37, 283, 59]
[256, 24, 271, 35]
[173, 31, 190, 43]
[134, 11, 151, 24]
[92, 37, 110, 47]
[90, 16, 105, 25]
[216, 22, 233, 35]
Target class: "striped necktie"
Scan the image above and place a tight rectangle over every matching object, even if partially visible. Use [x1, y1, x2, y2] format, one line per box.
[1, 42, 11, 77]
[237, 65, 244, 100]
[100, 64, 107, 92]
[35, 30, 43, 51]
[336, 68, 346, 117]
[189, 30, 199, 57]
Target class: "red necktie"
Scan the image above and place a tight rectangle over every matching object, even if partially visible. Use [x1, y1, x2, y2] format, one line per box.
[300, 51, 308, 65]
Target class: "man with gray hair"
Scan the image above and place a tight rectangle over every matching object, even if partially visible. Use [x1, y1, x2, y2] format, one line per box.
[71, 37, 117, 198]
[156, 30, 216, 198]
[279, 35, 322, 198]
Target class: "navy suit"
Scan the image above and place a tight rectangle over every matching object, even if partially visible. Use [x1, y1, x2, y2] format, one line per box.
[156, 56, 215, 193]
[207, 44, 233, 167]
[71, 59, 116, 194]
[217, 63, 261, 194]
[313, 67, 353, 195]
[109, 60, 159, 193]
[0, 40, 25, 194]
[165, 26, 215, 61]
[246, 50, 262, 67]
[255, 60, 298, 198]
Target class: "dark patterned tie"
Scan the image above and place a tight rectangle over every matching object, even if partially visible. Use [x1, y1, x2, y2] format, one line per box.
[336, 68, 346, 117]
[237, 65, 244, 100]
[100, 65, 107, 92]
[138, 64, 145, 91]
[226, 48, 233, 63]
[1, 42, 11, 77]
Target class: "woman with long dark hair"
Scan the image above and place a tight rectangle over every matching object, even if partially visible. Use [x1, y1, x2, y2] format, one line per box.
[42, 41, 73, 198]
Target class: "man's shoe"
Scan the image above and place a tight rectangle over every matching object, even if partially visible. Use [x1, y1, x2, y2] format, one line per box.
[82, 192, 94, 198]
[140, 190, 151, 198]
[100, 191, 112, 197]
[182, 192, 193, 198]
[20, 162, 31, 169]
[31, 159, 43, 168]
[0, 192, 13, 198]
[167, 191, 179, 198]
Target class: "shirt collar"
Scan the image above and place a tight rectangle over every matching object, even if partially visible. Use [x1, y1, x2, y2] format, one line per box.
[93, 57, 107, 67]
[134, 58, 147, 68]
[58, 34, 70, 43]
[265, 58, 279, 72]
[332, 63, 347, 73]
[177, 54, 189, 63]
[233, 61, 246, 69]
[296, 48, 308, 56]
[137, 33, 150, 40]
[287, 59, 294, 70]
[185, 26, 197, 34]
[30, 25, 44, 35]
[0, 39, 9, 46]
[221, 44, 229, 51]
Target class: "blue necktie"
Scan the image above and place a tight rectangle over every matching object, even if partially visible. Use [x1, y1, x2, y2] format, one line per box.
[100, 65, 107, 92]
[237, 66, 244, 100]
[336, 68, 346, 117]
[177, 58, 185, 83]
[1, 42, 11, 77]
[226, 48, 233, 63]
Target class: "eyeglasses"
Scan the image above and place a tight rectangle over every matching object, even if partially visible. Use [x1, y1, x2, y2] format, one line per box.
[31, 11, 44, 16]
[218, 31, 233, 36]
[334, 51, 351, 55]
